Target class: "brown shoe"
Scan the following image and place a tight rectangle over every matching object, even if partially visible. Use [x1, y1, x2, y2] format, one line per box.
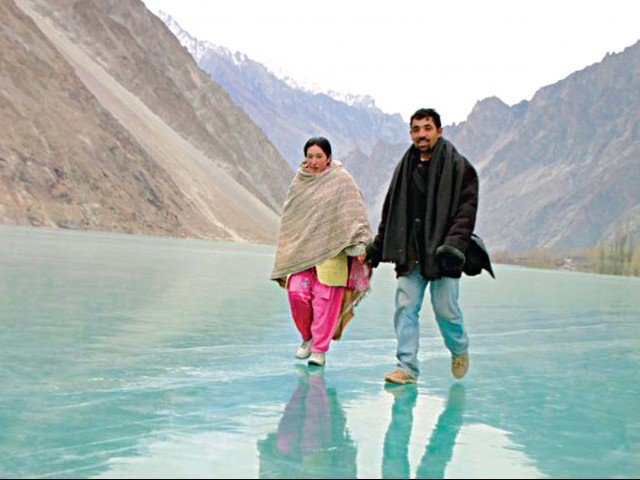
[384, 369, 417, 385]
[452, 354, 470, 379]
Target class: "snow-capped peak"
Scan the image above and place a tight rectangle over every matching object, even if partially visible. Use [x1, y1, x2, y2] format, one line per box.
[273, 69, 377, 109]
[157, 11, 249, 66]
[156, 11, 378, 110]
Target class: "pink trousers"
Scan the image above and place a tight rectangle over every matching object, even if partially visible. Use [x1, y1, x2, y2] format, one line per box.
[276, 373, 330, 455]
[288, 268, 345, 354]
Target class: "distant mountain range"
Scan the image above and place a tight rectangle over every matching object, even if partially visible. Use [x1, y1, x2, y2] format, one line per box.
[159, 12, 639, 253]
[348, 44, 640, 252]
[0, 0, 292, 243]
[2, 0, 637, 253]
[158, 13, 408, 168]
[445, 42, 640, 251]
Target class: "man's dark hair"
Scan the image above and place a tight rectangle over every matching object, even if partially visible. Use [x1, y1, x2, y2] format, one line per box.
[304, 137, 332, 158]
[410, 108, 442, 129]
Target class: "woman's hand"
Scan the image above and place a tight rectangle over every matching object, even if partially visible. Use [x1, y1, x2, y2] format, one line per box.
[357, 253, 367, 264]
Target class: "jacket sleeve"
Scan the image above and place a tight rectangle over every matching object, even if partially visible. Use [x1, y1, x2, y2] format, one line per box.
[444, 159, 478, 253]
[366, 184, 392, 267]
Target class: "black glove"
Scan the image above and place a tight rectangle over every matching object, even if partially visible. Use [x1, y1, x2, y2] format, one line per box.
[365, 243, 382, 269]
[435, 244, 466, 271]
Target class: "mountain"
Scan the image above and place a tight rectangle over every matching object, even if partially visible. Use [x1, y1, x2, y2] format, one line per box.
[343, 142, 408, 227]
[157, 13, 408, 168]
[1, 0, 292, 243]
[348, 42, 640, 252]
[449, 42, 640, 251]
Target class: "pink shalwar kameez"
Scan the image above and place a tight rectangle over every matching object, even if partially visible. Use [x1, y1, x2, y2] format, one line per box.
[287, 268, 345, 354]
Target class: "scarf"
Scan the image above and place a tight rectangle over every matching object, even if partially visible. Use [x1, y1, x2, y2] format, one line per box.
[382, 139, 465, 275]
[271, 161, 373, 281]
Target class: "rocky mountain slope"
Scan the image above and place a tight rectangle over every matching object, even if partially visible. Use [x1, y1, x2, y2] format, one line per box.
[0, 0, 292, 243]
[158, 13, 408, 168]
[348, 43, 640, 252]
[449, 41, 640, 251]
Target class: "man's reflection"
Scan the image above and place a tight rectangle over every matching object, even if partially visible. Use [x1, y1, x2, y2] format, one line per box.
[383, 382, 419, 478]
[382, 384, 466, 479]
[258, 366, 357, 479]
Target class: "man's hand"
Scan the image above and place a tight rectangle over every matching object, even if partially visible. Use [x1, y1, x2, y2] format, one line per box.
[435, 244, 466, 271]
[365, 243, 382, 269]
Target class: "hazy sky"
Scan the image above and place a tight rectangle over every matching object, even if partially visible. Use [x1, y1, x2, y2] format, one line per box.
[143, 0, 639, 123]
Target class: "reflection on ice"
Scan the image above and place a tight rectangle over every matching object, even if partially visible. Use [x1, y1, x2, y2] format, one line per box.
[95, 430, 262, 479]
[382, 384, 464, 479]
[1, 227, 638, 479]
[448, 424, 543, 479]
[346, 383, 541, 479]
[258, 366, 356, 479]
[92, 372, 541, 480]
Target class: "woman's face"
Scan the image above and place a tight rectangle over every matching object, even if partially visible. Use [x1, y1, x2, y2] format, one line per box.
[304, 145, 331, 174]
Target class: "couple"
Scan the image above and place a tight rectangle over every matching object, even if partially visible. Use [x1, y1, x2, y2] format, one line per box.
[259, 367, 465, 479]
[271, 108, 488, 383]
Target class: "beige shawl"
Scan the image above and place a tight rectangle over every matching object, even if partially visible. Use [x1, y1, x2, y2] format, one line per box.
[271, 161, 372, 281]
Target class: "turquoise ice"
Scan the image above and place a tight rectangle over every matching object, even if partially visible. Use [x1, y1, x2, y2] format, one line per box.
[0, 226, 639, 478]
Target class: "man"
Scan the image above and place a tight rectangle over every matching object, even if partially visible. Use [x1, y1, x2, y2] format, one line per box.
[367, 108, 479, 384]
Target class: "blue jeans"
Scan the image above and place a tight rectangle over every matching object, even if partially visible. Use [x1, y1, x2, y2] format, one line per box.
[395, 265, 469, 378]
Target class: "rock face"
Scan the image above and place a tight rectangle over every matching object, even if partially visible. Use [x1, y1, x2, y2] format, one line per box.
[159, 13, 408, 168]
[343, 142, 409, 228]
[346, 43, 640, 252]
[448, 42, 640, 251]
[0, 0, 292, 243]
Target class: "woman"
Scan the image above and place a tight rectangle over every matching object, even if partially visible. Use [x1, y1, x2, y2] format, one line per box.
[271, 137, 373, 367]
[257, 367, 357, 477]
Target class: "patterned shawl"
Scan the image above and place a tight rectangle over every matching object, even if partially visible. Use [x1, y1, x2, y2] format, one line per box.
[271, 161, 373, 281]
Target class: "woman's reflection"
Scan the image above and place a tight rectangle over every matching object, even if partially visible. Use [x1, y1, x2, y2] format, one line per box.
[383, 384, 466, 479]
[258, 366, 357, 479]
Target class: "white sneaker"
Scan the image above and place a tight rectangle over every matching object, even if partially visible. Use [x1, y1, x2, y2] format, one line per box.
[295, 341, 312, 359]
[308, 353, 326, 367]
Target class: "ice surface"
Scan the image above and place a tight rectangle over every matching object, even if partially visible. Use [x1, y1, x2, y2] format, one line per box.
[0, 226, 638, 478]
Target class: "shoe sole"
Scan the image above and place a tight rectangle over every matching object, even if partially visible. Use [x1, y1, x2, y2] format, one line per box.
[384, 375, 417, 385]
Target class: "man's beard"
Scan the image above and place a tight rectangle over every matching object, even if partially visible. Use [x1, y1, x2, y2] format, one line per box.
[418, 140, 434, 153]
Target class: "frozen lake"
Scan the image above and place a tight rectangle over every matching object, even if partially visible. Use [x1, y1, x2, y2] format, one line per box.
[1, 226, 639, 478]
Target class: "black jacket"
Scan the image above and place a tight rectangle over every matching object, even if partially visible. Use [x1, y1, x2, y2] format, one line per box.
[368, 138, 481, 279]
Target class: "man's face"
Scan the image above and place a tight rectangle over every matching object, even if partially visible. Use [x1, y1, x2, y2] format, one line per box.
[410, 117, 443, 154]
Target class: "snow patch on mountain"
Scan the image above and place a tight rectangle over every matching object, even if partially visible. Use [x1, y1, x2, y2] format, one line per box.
[157, 11, 378, 110]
